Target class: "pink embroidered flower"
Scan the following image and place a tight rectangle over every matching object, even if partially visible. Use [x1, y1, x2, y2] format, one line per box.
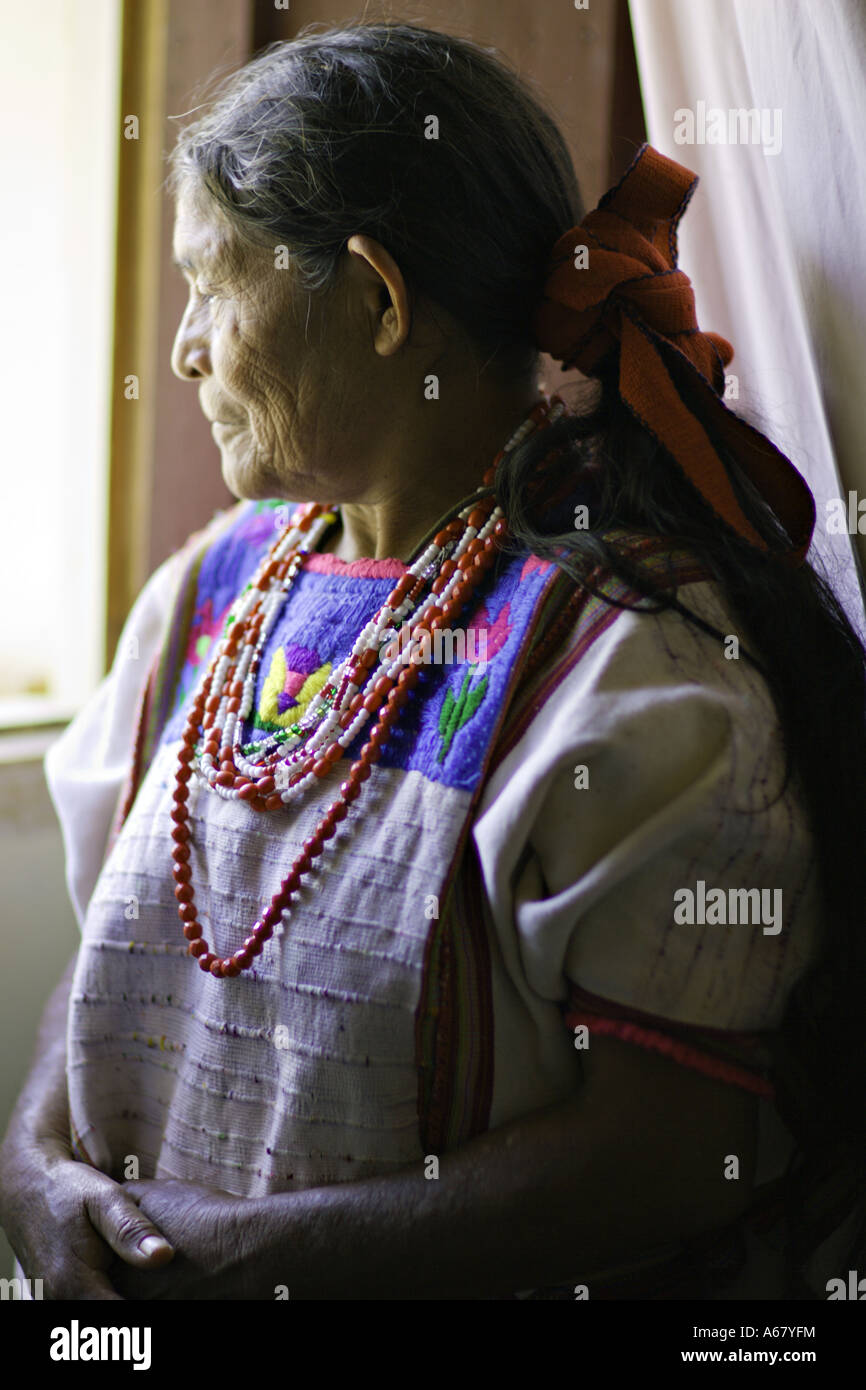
[465, 602, 513, 665]
[185, 597, 232, 670]
[520, 554, 553, 581]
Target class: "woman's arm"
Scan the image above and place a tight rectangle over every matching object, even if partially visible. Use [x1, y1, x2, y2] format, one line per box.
[1, 952, 78, 1162]
[0, 951, 174, 1299]
[113, 1032, 757, 1300]
[254, 1033, 758, 1299]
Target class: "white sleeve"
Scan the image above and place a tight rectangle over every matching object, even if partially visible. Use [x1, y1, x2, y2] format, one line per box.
[473, 582, 823, 1033]
[44, 550, 186, 930]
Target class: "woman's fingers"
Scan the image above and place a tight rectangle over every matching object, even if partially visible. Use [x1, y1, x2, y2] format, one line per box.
[2, 1150, 173, 1298]
[84, 1186, 175, 1268]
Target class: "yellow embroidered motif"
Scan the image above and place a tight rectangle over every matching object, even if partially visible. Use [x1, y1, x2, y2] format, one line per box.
[259, 648, 333, 728]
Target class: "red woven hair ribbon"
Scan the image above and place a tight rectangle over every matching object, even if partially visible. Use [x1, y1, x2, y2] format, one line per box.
[532, 143, 814, 562]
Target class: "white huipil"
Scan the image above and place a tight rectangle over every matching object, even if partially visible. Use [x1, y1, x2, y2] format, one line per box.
[43, 530, 829, 1295]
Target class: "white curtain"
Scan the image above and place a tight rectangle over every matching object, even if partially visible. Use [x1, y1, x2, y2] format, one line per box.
[629, 0, 866, 635]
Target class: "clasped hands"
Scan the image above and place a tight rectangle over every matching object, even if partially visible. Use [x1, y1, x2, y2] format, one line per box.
[109, 1177, 271, 1300]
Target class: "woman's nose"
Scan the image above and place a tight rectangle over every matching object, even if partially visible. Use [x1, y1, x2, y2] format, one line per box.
[171, 302, 212, 380]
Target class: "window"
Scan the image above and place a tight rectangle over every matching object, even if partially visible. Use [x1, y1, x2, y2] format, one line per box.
[0, 1, 121, 728]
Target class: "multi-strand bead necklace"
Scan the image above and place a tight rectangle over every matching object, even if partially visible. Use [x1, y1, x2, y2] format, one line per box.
[171, 395, 565, 977]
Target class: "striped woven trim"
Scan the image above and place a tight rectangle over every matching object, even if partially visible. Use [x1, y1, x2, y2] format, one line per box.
[564, 983, 775, 1099]
[415, 559, 571, 1151]
[566, 1016, 774, 1100]
[417, 853, 494, 1152]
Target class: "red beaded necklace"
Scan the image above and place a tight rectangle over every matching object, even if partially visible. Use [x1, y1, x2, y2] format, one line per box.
[171, 396, 564, 978]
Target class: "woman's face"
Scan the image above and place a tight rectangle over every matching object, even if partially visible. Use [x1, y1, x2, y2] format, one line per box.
[171, 180, 397, 505]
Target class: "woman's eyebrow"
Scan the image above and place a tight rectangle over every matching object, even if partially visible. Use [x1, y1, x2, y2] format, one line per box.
[172, 250, 230, 283]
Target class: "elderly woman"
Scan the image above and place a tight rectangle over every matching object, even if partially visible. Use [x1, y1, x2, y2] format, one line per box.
[2, 21, 864, 1301]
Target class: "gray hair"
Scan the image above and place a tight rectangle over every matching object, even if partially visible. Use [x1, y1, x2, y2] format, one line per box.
[168, 20, 584, 372]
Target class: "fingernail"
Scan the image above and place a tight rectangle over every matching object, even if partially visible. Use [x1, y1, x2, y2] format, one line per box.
[138, 1235, 172, 1257]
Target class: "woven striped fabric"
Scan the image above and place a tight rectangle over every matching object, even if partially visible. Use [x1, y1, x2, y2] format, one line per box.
[97, 505, 713, 1161]
[67, 499, 844, 1296]
[70, 500, 597, 1189]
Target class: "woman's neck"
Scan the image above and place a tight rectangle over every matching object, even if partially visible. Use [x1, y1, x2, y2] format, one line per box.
[319, 382, 543, 563]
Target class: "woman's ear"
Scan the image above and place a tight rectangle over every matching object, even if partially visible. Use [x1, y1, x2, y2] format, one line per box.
[345, 234, 411, 356]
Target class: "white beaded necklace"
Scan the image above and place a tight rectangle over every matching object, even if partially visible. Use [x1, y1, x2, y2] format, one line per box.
[188, 397, 563, 810]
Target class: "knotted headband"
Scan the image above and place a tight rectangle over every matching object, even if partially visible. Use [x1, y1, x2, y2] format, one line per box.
[532, 143, 815, 563]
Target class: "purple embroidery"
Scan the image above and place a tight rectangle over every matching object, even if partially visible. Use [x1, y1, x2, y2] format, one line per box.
[159, 499, 559, 792]
[277, 644, 322, 713]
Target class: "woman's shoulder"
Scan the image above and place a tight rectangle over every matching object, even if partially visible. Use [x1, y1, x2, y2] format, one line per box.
[506, 533, 777, 762]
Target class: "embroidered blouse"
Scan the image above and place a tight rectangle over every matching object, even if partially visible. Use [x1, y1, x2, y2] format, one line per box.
[43, 500, 832, 1297]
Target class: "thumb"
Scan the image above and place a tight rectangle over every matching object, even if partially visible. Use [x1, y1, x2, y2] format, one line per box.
[86, 1190, 175, 1268]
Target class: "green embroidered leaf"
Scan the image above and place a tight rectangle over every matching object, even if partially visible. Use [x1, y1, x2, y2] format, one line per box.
[441, 670, 471, 755]
[463, 674, 488, 721]
[438, 686, 457, 739]
[437, 669, 489, 762]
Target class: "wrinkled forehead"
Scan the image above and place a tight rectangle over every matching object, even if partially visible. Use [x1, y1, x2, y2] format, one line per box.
[171, 180, 246, 279]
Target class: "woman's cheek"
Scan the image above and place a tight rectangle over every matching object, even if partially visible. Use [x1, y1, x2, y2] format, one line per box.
[212, 334, 259, 414]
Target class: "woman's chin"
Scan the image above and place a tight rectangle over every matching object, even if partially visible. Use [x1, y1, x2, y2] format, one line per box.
[217, 438, 325, 506]
[217, 442, 271, 502]
[218, 453, 247, 500]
